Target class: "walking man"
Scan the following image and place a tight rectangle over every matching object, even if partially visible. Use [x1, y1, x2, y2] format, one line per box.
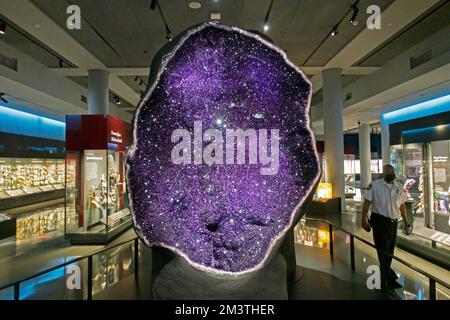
[361, 164, 411, 290]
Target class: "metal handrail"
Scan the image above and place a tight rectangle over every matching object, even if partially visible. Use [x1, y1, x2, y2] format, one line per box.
[1, 218, 449, 299]
[307, 217, 450, 288]
[0, 235, 140, 296]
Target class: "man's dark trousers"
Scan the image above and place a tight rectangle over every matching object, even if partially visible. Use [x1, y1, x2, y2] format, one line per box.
[369, 212, 398, 290]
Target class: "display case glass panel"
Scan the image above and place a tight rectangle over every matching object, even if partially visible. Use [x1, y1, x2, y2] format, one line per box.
[0, 157, 65, 198]
[430, 140, 450, 234]
[64, 115, 132, 244]
[391, 134, 450, 253]
[403, 143, 425, 216]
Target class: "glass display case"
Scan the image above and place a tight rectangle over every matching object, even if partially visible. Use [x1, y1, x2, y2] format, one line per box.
[0, 158, 65, 199]
[390, 124, 450, 255]
[65, 115, 132, 244]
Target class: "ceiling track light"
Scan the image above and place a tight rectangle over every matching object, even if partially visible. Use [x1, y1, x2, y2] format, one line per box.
[350, 4, 359, 26]
[262, 0, 274, 33]
[0, 93, 8, 104]
[113, 95, 121, 105]
[330, 26, 339, 36]
[0, 21, 6, 35]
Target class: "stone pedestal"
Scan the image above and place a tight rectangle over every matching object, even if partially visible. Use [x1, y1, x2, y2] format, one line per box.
[152, 252, 288, 300]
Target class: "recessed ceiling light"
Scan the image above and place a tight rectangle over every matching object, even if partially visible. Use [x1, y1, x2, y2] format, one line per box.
[33, 23, 41, 28]
[189, 2, 202, 9]
[210, 12, 221, 20]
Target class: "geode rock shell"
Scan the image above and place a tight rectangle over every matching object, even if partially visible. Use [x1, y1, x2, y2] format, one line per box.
[127, 23, 320, 274]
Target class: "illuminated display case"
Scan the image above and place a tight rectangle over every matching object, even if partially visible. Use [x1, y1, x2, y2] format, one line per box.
[65, 115, 132, 244]
[389, 120, 450, 252]
[0, 158, 65, 198]
[0, 131, 66, 210]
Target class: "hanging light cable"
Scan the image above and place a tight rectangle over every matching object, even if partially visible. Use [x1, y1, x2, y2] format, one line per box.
[150, 0, 173, 41]
[262, 0, 275, 33]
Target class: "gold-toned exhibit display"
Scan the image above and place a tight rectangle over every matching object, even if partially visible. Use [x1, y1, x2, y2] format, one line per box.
[294, 219, 330, 249]
[92, 243, 135, 296]
[0, 158, 65, 199]
[16, 206, 65, 241]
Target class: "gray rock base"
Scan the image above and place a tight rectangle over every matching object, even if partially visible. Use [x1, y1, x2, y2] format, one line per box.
[152, 253, 288, 300]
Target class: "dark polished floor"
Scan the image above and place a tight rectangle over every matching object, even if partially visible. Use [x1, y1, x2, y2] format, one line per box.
[93, 244, 398, 300]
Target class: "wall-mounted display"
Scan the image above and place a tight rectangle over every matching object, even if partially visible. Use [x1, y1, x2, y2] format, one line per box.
[65, 115, 132, 244]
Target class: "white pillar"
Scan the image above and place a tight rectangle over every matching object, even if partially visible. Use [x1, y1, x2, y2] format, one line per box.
[380, 118, 390, 165]
[358, 123, 372, 189]
[88, 69, 109, 115]
[322, 68, 345, 208]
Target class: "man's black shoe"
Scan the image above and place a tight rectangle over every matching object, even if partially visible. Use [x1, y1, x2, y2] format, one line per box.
[388, 280, 403, 290]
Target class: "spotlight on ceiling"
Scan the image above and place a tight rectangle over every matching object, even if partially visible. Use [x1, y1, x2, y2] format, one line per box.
[330, 26, 339, 37]
[166, 31, 172, 41]
[210, 12, 221, 21]
[188, 1, 202, 9]
[0, 93, 8, 104]
[349, 5, 359, 26]
[0, 21, 6, 35]
[113, 95, 121, 105]
[262, 0, 274, 33]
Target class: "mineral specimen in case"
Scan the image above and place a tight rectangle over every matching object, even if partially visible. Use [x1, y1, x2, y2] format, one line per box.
[127, 23, 320, 274]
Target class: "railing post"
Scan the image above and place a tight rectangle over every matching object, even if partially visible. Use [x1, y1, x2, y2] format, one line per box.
[134, 238, 139, 279]
[350, 235, 355, 271]
[13, 283, 20, 300]
[87, 256, 93, 300]
[329, 224, 334, 259]
[429, 278, 436, 300]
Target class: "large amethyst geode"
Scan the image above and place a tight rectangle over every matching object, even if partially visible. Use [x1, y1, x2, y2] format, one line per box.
[127, 23, 320, 274]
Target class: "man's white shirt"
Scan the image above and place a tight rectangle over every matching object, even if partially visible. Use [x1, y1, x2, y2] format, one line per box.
[364, 178, 407, 220]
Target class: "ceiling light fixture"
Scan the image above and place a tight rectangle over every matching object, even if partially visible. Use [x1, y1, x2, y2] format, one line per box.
[0, 93, 8, 104]
[0, 21, 6, 35]
[150, 0, 173, 42]
[330, 26, 338, 36]
[188, 2, 202, 9]
[210, 12, 221, 21]
[262, 0, 274, 33]
[114, 95, 121, 105]
[349, 4, 359, 26]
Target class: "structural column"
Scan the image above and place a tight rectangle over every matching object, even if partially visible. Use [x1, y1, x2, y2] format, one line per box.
[380, 117, 390, 165]
[322, 68, 345, 208]
[358, 122, 372, 190]
[88, 69, 109, 115]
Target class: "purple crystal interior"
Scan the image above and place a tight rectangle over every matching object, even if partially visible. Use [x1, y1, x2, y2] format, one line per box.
[127, 23, 320, 273]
